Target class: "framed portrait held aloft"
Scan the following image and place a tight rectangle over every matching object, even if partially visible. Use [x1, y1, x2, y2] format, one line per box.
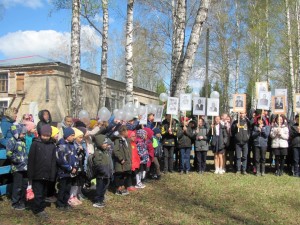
[207, 98, 219, 116]
[272, 96, 286, 114]
[166, 97, 179, 115]
[256, 81, 268, 99]
[193, 97, 206, 115]
[233, 94, 246, 113]
[293, 93, 300, 113]
[257, 91, 271, 110]
[180, 94, 192, 111]
[154, 105, 164, 122]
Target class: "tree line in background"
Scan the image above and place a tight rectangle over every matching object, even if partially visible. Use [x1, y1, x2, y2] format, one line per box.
[4, 0, 298, 117]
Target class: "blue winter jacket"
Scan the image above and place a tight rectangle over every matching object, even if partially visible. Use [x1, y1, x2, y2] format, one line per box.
[0, 116, 15, 147]
[252, 125, 271, 148]
[6, 125, 27, 173]
[56, 138, 79, 178]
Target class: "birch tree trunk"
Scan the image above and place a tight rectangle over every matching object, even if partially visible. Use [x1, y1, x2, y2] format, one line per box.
[296, 0, 300, 92]
[173, 0, 210, 97]
[235, 0, 240, 93]
[71, 0, 82, 117]
[125, 0, 134, 103]
[99, 0, 109, 109]
[265, 0, 270, 84]
[285, 0, 295, 116]
[170, 0, 186, 95]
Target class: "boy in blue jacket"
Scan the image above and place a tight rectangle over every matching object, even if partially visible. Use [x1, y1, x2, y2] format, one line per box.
[56, 127, 78, 210]
[6, 124, 27, 210]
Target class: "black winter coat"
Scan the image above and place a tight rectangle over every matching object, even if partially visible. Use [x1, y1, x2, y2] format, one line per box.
[231, 118, 251, 145]
[27, 138, 57, 182]
[177, 124, 197, 148]
[290, 123, 300, 148]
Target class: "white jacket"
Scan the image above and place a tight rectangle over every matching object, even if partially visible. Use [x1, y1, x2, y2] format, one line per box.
[270, 124, 289, 148]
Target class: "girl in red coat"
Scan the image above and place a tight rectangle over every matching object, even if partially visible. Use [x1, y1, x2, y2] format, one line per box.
[144, 128, 155, 181]
[127, 130, 140, 191]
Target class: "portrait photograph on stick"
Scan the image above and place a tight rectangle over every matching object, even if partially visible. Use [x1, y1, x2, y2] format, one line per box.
[293, 93, 300, 112]
[206, 98, 219, 116]
[154, 105, 164, 122]
[179, 94, 192, 111]
[272, 96, 286, 114]
[255, 81, 268, 99]
[166, 97, 179, 115]
[233, 94, 246, 113]
[257, 91, 271, 110]
[193, 97, 206, 115]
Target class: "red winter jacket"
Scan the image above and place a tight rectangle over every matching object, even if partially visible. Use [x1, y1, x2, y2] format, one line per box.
[128, 130, 140, 171]
[144, 128, 155, 167]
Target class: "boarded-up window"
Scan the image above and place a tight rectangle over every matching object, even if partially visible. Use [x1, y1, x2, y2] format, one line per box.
[0, 73, 8, 93]
[16, 74, 24, 93]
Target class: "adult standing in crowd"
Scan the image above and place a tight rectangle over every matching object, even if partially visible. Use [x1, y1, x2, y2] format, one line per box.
[270, 115, 289, 176]
[290, 115, 300, 177]
[231, 112, 251, 175]
[252, 116, 271, 176]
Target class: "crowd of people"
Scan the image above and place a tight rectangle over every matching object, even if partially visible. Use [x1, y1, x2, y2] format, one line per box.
[0, 106, 299, 220]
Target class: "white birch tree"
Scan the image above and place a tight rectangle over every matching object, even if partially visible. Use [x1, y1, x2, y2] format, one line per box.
[125, 0, 134, 103]
[71, 0, 82, 117]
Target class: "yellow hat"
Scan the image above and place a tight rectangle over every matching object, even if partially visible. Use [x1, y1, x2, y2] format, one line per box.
[72, 127, 84, 138]
[89, 120, 97, 129]
[51, 126, 59, 138]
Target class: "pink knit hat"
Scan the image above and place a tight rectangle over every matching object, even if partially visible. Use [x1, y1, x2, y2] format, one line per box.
[23, 121, 35, 132]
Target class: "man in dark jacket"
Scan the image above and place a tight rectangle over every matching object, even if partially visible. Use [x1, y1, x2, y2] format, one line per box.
[161, 114, 178, 173]
[28, 124, 56, 218]
[93, 134, 113, 208]
[231, 112, 251, 174]
[177, 118, 196, 174]
[290, 115, 300, 177]
[37, 110, 52, 136]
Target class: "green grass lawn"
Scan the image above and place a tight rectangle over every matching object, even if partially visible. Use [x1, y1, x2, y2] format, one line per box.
[0, 170, 299, 225]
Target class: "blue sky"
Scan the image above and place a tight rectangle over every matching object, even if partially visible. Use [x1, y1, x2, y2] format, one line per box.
[0, 0, 124, 60]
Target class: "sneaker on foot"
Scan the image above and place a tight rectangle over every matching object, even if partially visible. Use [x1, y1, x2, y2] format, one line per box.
[93, 202, 105, 208]
[135, 182, 146, 189]
[12, 203, 25, 211]
[214, 168, 219, 174]
[36, 211, 49, 219]
[45, 196, 57, 203]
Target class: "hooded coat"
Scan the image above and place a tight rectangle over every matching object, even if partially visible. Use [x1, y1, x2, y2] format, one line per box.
[37, 110, 52, 136]
[128, 130, 140, 171]
[6, 124, 28, 172]
[27, 138, 57, 181]
[0, 116, 16, 147]
[113, 136, 132, 172]
[144, 128, 154, 167]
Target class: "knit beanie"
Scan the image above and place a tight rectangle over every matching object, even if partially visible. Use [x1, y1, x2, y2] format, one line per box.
[77, 127, 87, 135]
[72, 127, 84, 138]
[63, 127, 75, 139]
[136, 129, 147, 140]
[153, 127, 161, 135]
[94, 134, 108, 148]
[51, 126, 59, 138]
[23, 121, 35, 132]
[40, 124, 52, 136]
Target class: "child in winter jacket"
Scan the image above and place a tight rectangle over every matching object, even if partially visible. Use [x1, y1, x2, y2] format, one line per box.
[56, 127, 78, 210]
[68, 128, 85, 206]
[6, 124, 28, 210]
[92, 134, 113, 208]
[136, 129, 149, 189]
[128, 130, 140, 191]
[37, 110, 52, 136]
[152, 128, 163, 179]
[113, 125, 132, 196]
[28, 124, 57, 218]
